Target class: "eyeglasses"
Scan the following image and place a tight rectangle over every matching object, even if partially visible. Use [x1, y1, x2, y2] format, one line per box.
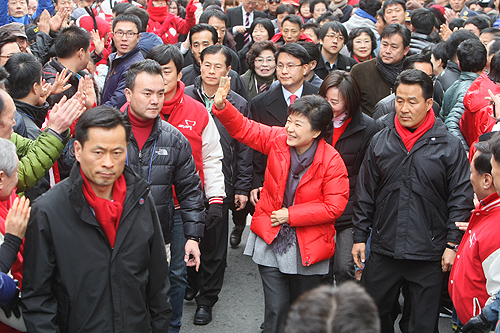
[267, 0, 280, 3]
[244, 0, 258, 5]
[113, 30, 140, 38]
[202, 63, 225, 71]
[276, 63, 302, 70]
[324, 33, 344, 41]
[255, 57, 275, 65]
[0, 54, 12, 59]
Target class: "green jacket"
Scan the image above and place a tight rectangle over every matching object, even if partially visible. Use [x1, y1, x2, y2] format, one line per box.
[10, 129, 67, 193]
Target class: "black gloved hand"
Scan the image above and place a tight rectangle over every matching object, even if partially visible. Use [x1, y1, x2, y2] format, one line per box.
[205, 203, 223, 229]
[460, 313, 492, 333]
[1, 286, 21, 319]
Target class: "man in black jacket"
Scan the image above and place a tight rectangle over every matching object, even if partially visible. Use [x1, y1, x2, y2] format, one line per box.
[351, 69, 474, 333]
[22, 106, 172, 332]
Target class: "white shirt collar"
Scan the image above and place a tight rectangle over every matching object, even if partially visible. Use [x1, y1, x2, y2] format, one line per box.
[241, 5, 254, 25]
[282, 84, 304, 106]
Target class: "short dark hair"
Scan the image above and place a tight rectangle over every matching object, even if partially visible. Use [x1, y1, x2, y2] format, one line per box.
[431, 41, 448, 68]
[380, 23, 411, 48]
[284, 282, 380, 333]
[75, 106, 132, 147]
[319, 21, 348, 41]
[125, 59, 163, 91]
[318, 70, 361, 121]
[474, 141, 492, 175]
[276, 4, 295, 15]
[189, 24, 218, 46]
[310, 0, 328, 13]
[297, 41, 320, 63]
[488, 37, 500, 57]
[0, 92, 5, 120]
[288, 95, 334, 140]
[358, 0, 382, 17]
[199, 8, 227, 25]
[481, 27, 500, 36]
[488, 52, 500, 83]
[403, 52, 432, 70]
[465, 15, 492, 33]
[112, 14, 142, 33]
[316, 12, 339, 25]
[247, 40, 278, 70]
[394, 69, 434, 100]
[200, 44, 232, 67]
[346, 27, 377, 57]
[4, 53, 42, 100]
[124, 7, 149, 32]
[249, 18, 275, 41]
[276, 42, 310, 65]
[489, 132, 500, 163]
[303, 21, 319, 38]
[449, 18, 466, 31]
[382, 0, 406, 14]
[410, 8, 436, 35]
[54, 26, 91, 59]
[112, 2, 132, 15]
[282, 14, 304, 29]
[202, 0, 222, 10]
[146, 44, 184, 74]
[0, 34, 18, 56]
[457, 39, 487, 72]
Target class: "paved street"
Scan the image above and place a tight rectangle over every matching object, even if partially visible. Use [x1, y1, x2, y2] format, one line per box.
[181, 221, 455, 333]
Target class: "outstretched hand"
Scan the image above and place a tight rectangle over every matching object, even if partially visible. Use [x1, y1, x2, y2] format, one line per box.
[48, 93, 86, 134]
[5, 196, 31, 240]
[214, 76, 231, 110]
[51, 68, 72, 96]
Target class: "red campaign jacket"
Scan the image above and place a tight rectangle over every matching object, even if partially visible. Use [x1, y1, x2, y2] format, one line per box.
[270, 32, 315, 44]
[449, 192, 500, 324]
[147, 0, 196, 44]
[212, 100, 349, 266]
[460, 72, 497, 149]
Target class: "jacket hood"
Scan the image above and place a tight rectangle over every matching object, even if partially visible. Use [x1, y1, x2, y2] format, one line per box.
[14, 99, 49, 128]
[464, 72, 498, 113]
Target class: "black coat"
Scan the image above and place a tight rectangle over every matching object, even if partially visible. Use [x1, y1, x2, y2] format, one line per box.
[250, 81, 318, 189]
[332, 110, 377, 231]
[314, 49, 358, 80]
[125, 113, 205, 243]
[352, 114, 474, 261]
[185, 76, 254, 200]
[22, 164, 172, 333]
[226, 7, 267, 51]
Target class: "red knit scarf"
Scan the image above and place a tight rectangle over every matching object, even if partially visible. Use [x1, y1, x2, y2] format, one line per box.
[394, 110, 435, 152]
[353, 54, 372, 63]
[128, 109, 155, 150]
[331, 117, 352, 147]
[81, 168, 127, 248]
[147, 5, 169, 24]
[161, 81, 185, 119]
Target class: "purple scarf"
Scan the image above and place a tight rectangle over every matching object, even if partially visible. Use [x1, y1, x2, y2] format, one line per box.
[273, 139, 319, 256]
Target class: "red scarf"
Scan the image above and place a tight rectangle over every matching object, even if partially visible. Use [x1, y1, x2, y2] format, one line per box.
[147, 5, 169, 24]
[353, 54, 373, 63]
[161, 81, 185, 119]
[394, 110, 435, 152]
[128, 109, 155, 150]
[331, 117, 352, 147]
[81, 168, 127, 248]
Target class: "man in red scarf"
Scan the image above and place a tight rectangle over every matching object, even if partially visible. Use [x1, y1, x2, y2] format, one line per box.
[351, 69, 474, 333]
[22, 106, 172, 332]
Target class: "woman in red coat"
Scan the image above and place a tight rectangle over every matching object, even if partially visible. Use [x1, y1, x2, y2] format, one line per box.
[212, 77, 349, 333]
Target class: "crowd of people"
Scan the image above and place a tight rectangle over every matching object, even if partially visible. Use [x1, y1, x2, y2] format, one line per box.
[1, 0, 500, 331]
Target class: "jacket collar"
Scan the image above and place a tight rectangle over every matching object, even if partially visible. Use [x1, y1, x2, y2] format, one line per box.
[193, 75, 238, 106]
[340, 109, 366, 139]
[14, 99, 49, 128]
[109, 46, 142, 63]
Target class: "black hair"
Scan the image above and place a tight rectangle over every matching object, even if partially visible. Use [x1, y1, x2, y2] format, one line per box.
[457, 38, 487, 72]
[488, 52, 500, 83]
[200, 44, 232, 67]
[318, 70, 361, 121]
[449, 18, 465, 31]
[202, 0, 222, 10]
[276, 4, 295, 15]
[199, 8, 228, 25]
[112, 2, 133, 15]
[54, 26, 91, 59]
[410, 8, 436, 35]
[146, 44, 184, 74]
[282, 14, 304, 29]
[474, 141, 492, 175]
[316, 12, 339, 25]
[431, 41, 448, 69]
[125, 59, 163, 91]
[346, 27, 377, 57]
[319, 21, 348, 41]
[465, 15, 492, 32]
[288, 95, 333, 140]
[189, 24, 218, 46]
[394, 69, 434, 100]
[276, 42, 310, 64]
[124, 7, 149, 32]
[75, 105, 132, 146]
[0, 91, 4, 119]
[249, 18, 275, 41]
[380, 23, 411, 48]
[402, 52, 432, 70]
[246, 40, 278, 70]
[296, 41, 320, 63]
[4, 53, 42, 100]
[358, 0, 382, 17]
[488, 37, 500, 56]
[303, 21, 319, 38]
[382, 0, 406, 14]
[481, 27, 500, 36]
[489, 132, 500, 163]
[0, 33, 18, 56]
[112, 14, 142, 33]
[310, 0, 328, 14]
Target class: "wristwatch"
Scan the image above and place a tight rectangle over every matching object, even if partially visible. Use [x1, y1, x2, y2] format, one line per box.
[187, 236, 201, 243]
[446, 243, 459, 252]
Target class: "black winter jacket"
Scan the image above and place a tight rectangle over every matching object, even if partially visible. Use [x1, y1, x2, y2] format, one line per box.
[125, 112, 205, 243]
[331, 110, 377, 231]
[352, 113, 474, 261]
[22, 164, 172, 332]
[185, 76, 253, 201]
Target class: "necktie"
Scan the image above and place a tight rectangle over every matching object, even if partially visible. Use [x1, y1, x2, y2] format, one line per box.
[289, 94, 297, 105]
[244, 12, 251, 45]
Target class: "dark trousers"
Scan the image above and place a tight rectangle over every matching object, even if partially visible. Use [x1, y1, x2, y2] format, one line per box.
[361, 252, 443, 333]
[259, 265, 323, 333]
[187, 202, 229, 307]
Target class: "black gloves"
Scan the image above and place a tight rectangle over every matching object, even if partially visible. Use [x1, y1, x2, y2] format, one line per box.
[205, 203, 223, 229]
[460, 313, 493, 333]
[1, 286, 21, 319]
